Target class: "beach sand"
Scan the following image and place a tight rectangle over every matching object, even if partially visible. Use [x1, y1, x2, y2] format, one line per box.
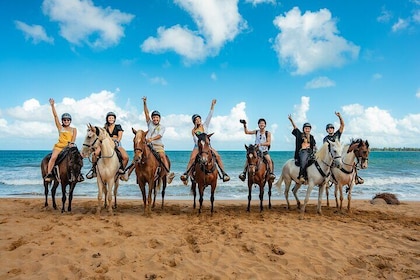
[0, 197, 419, 280]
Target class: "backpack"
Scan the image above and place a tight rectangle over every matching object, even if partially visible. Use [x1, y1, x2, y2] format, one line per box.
[256, 131, 270, 150]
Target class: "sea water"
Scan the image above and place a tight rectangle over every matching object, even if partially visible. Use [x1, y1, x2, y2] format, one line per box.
[0, 150, 419, 201]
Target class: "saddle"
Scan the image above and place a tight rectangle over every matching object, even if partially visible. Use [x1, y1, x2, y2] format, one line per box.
[47, 146, 77, 167]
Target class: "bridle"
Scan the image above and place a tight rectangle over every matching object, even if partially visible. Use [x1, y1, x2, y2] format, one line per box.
[196, 135, 216, 174]
[315, 141, 342, 178]
[247, 145, 262, 176]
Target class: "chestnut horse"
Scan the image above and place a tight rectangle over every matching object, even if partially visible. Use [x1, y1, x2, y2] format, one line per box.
[131, 128, 171, 214]
[40, 146, 83, 212]
[275, 140, 342, 219]
[80, 124, 120, 215]
[244, 144, 273, 212]
[190, 133, 218, 214]
[327, 138, 370, 213]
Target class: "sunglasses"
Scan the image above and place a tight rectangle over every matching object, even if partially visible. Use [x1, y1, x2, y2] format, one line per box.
[62, 119, 71, 121]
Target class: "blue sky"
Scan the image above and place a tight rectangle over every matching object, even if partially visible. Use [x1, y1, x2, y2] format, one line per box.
[0, 0, 419, 151]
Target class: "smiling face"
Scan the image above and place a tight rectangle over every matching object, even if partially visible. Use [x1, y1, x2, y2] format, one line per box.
[107, 116, 115, 124]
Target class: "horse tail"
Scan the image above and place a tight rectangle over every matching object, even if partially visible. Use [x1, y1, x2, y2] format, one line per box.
[274, 174, 284, 191]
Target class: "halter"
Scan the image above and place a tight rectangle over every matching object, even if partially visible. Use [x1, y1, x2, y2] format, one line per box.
[196, 134, 216, 174]
[315, 141, 341, 178]
[246, 145, 263, 176]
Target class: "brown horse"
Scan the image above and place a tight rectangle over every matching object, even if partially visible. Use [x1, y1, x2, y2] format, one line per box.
[190, 132, 218, 214]
[244, 144, 273, 212]
[40, 146, 83, 213]
[131, 128, 170, 214]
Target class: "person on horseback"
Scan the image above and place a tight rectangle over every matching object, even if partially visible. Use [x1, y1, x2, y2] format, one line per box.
[180, 99, 230, 183]
[323, 111, 344, 143]
[239, 118, 276, 182]
[44, 98, 84, 183]
[288, 115, 317, 184]
[142, 96, 175, 182]
[86, 112, 129, 179]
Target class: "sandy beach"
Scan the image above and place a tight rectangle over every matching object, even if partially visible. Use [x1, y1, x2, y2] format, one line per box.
[0, 197, 419, 280]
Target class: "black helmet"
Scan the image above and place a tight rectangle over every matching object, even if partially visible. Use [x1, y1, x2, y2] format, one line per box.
[302, 122, 311, 129]
[106, 111, 116, 121]
[326, 123, 334, 130]
[61, 113, 72, 120]
[258, 118, 266, 125]
[151, 110, 161, 117]
[191, 114, 201, 123]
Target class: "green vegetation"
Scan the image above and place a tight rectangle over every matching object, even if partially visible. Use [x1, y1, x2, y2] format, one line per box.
[371, 147, 420, 151]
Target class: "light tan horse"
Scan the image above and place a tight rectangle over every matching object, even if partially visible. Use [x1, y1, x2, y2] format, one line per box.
[132, 128, 170, 214]
[327, 138, 370, 213]
[81, 124, 120, 215]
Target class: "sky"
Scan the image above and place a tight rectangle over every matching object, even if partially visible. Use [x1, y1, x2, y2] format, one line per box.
[0, 0, 419, 151]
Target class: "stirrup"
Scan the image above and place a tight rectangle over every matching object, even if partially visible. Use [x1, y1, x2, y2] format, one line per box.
[118, 168, 125, 175]
[269, 173, 276, 180]
[222, 174, 230, 182]
[44, 173, 54, 182]
[86, 168, 96, 179]
[355, 176, 364, 185]
[167, 172, 175, 184]
[77, 174, 85, 182]
[239, 172, 246, 182]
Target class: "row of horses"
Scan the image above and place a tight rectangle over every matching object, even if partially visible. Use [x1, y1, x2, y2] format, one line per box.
[41, 124, 370, 218]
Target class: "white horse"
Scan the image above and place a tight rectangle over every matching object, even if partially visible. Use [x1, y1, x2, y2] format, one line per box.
[327, 138, 370, 213]
[81, 124, 120, 215]
[275, 140, 342, 218]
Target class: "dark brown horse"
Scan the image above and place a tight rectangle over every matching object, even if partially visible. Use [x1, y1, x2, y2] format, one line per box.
[190, 132, 218, 214]
[244, 144, 273, 212]
[132, 128, 170, 214]
[40, 146, 83, 213]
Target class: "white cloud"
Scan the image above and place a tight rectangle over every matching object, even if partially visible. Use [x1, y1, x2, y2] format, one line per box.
[377, 7, 392, 23]
[42, 0, 134, 49]
[272, 7, 360, 75]
[372, 73, 382, 80]
[416, 88, 420, 98]
[290, 96, 310, 124]
[412, 9, 420, 22]
[141, 0, 247, 63]
[210, 72, 217, 80]
[244, 0, 276, 6]
[150, 76, 168, 86]
[14, 21, 54, 44]
[305, 76, 335, 89]
[392, 18, 409, 32]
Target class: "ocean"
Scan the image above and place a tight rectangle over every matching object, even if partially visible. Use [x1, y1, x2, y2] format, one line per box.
[0, 150, 419, 202]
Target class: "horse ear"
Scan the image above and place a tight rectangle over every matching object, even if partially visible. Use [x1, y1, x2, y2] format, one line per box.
[95, 126, 100, 136]
[365, 140, 369, 148]
[208, 132, 214, 138]
[245, 144, 248, 150]
[132, 127, 137, 135]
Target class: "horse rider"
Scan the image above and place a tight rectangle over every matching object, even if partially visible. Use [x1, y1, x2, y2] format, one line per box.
[44, 98, 84, 183]
[239, 118, 276, 182]
[288, 115, 317, 184]
[86, 111, 129, 179]
[180, 99, 230, 184]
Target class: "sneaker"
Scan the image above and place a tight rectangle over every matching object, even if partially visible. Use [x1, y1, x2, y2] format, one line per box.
[355, 176, 364, 185]
[118, 168, 125, 175]
[77, 174, 85, 182]
[180, 173, 188, 185]
[239, 172, 246, 182]
[167, 172, 175, 184]
[298, 176, 305, 184]
[222, 174, 230, 182]
[269, 173, 276, 181]
[120, 172, 129, 181]
[86, 170, 96, 179]
[44, 173, 54, 182]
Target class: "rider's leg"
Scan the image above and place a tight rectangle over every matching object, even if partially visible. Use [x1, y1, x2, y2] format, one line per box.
[239, 160, 247, 181]
[298, 150, 306, 183]
[181, 148, 198, 182]
[265, 153, 276, 180]
[44, 149, 60, 182]
[355, 170, 364, 184]
[118, 146, 129, 174]
[212, 148, 230, 182]
[86, 148, 100, 179]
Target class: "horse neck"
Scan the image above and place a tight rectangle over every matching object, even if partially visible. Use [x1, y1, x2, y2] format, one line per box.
[316, 143, 334, 171]
[100, 137, 115, 158]
[342, 146, 356, 167]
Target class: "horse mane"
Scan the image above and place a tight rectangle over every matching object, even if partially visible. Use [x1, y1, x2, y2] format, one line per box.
[315, 141, 329, 159]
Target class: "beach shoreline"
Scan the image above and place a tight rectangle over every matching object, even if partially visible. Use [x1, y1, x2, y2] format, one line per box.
[1, 198, 419, 279]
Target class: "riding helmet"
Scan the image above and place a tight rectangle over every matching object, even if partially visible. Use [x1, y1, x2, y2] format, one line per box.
[326, 123, 334, 130]
[192, 114, 201, 123]
[302, 122, 311, 129]
[61, 113, 72, 120]
[151, 110, 161, 117]
[106, 111, 116, 122]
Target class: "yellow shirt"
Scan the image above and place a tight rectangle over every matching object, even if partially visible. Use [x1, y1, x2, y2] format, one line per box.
[53, 128, 74, 150]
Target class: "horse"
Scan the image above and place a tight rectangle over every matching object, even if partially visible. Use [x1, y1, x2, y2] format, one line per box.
[80, 124, 120, 215]
[327, 138, 370, 213]
[275, 140, 342, 218]
[131, 128, 171, 214]
[40, 146, 83, 213]
[244, 144, 273, 212]
[190, 132, 219, 214]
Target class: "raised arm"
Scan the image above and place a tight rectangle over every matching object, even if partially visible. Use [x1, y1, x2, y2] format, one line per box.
[49, 98, 61, 131]
[241, 119, 255, 135]
[336, 111, 344, 133]
[204, 99, 216, 128]
[142, 96, 150, 123]
[288, 114, 297, 130]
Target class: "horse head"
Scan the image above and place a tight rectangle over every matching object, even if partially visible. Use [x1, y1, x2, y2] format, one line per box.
[197, 132, 213, 165]
[81, 124, 101, 158]
[350, 139, 370, 169]
[318, 140, 342, 169]
[245, 144, 260, 176]
[132, 128, 148, 163]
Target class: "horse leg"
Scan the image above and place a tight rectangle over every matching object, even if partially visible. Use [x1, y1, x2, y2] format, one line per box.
[210, 182, 216, 214]
[61, 184, 67, 213]
[292, 183, 301, 210]
[334, 184, 339, 209]
[317, 184, 325, 215]
[68, 183, 76, 212]
[247, 182, 252, 212]
[44, 182, 49, 207]
[300, 184, 314, 219]
[339, 184, 344, 211]
[268, 181, 272, 210]
[347, 184, 354, 213]
[284, 182, 290, 210]
[138, 183, 147, 214]
[161, 178, 167, 210]
[113, 178, 119, 209]
[198, 185, 204, 214]
[107, 182, 114, 215]
[51, 181, 59, 210]
[97, 181, 104, 215]
[259, 183, 264, 212]
[191, 181, 197, 209]
[152, 181, 157, 209]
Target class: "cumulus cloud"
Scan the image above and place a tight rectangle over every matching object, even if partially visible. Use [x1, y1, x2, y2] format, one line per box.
[377, 7, 392, 23]
[42, 0, 134, 49]
[272, 7, 360, 75]
[305, 76, 335, 89]
[392, 18, 409, 32]
[416, 88, 420, 98]
[15, 21, 54, 44]
[141, 0, 247, 63]
[244, 0, 276, 6]
[290, 96, 310, 124]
